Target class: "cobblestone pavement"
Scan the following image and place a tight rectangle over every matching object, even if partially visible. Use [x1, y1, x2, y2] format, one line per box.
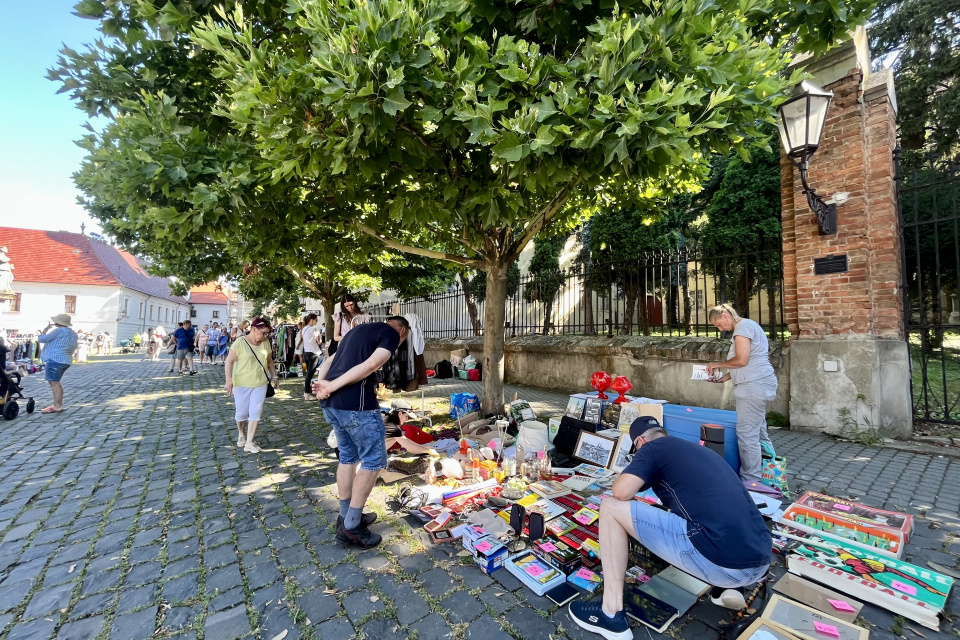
[0, 354, 958, 640]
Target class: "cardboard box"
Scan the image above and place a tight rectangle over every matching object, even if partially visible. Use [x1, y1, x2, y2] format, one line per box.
[450, 349, 468, 359]
[471, 536, 508, 574]
[456, 524, 490, 553]
[532, 537, 581, 575]
[505, 552, 567, 596]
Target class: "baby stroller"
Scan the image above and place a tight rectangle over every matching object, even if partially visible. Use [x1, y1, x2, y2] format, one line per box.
[1, 368, 35, 420]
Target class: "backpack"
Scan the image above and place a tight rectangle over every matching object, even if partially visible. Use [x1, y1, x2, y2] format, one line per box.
[435, 360, 454, 379]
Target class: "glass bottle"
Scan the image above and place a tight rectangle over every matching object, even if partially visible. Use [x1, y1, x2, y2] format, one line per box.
[539, 446, 553, 480]
[424, 459, 437, 485]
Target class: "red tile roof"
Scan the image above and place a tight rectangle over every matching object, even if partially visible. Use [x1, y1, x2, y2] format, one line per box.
[189, 282, 228, 305]
[0, 227, 186, 303]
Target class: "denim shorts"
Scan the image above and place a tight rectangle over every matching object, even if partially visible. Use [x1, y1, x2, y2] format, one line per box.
[322, 408, 387, 471]
[176, 348, 192, 360]
[629, 500, 768, 588]
[45, 361, 71, 382]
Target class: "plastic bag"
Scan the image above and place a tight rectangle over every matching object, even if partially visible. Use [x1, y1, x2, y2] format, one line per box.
[449, 392, 480, 419]
[761, 455, 790, 498]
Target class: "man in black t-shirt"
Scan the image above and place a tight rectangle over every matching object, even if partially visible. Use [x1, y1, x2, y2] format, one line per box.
[313, 317, 409, 549]
[569, 419, 771, 640]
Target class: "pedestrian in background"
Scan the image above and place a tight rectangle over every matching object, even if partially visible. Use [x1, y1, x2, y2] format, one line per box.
[705, 303, 778, 484]
[197, 324, 210, 365]
[38, 314, 78, 414]
[172, 320, 198, 375]
[224, 317, 278, 454]
[329, 293, 370, 356]
[300, 313, 321, 401]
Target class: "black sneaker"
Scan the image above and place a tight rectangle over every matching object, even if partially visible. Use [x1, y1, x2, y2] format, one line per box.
[190, 370, 198, 375]
[336, 513, 377, 530]
[569, 601, 632, 640]
[336, 522, 382, 549]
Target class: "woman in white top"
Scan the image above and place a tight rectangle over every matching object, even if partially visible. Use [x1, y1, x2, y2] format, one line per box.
[705, 303, 778, 484]
[328, 294, 370, 355]
[300, 313, 322, 400]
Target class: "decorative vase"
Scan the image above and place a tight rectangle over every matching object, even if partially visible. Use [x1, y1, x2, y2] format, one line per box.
[591, 371, 612, 400]
[610, 376, 633, 404]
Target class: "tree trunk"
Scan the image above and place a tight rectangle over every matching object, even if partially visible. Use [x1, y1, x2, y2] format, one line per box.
[482, 263, 508, 415]
[736, 268, 751, 319]
[321, 296, 335, 345]
[621, 281, 638, 335]
[459, 271, 482, 336]
[639, 268, 650, 336]
[767, 284, 777, 341]
[542, 298, 554, 335]
[583, 277, 596, 336]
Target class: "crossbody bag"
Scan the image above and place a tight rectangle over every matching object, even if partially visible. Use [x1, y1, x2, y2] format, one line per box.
[243, 338, 276, 398]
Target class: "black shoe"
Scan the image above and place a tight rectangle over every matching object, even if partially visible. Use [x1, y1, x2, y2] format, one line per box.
[336, 513, 377, 530]
[190, 370, 198, 375]
[336, 522, 382, 549]
[569, 601, 632, 640]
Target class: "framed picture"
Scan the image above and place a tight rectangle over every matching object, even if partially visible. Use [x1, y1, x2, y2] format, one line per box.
[582, 398, 603, 424]
[609, 433, 634, 472]
[573, 431, 617, 468]
[565, 396, 586, 420]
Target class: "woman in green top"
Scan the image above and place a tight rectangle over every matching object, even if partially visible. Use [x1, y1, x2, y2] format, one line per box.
[224, 317, 278, 454]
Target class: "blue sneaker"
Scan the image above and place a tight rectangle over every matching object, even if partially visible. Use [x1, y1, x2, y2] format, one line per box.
[569, 600, 632, 640]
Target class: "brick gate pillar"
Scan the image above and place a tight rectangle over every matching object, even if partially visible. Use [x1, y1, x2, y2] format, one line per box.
[781, 30, 912, 438]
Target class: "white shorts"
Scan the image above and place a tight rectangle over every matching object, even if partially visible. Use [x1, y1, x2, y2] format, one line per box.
[234, 385, 268, 422]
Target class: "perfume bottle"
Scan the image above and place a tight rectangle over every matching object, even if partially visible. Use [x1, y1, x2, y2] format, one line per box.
[471, 453, 481, 483]
[539, 446, 553, 481]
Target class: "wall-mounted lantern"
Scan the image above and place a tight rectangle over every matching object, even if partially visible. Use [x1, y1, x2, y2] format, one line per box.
[777, 81, 837, 235]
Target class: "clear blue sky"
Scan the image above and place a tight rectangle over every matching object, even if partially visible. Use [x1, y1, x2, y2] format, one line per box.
[0, 2, 104, 234]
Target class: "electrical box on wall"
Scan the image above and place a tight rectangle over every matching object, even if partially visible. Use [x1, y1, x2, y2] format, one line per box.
[823, 360, 839, 372]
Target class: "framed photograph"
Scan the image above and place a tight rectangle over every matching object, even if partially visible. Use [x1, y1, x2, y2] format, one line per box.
[609, 433, 635, 472]
[565, 396, 586, 420]
[573, 431, 617, 468]
[582, 398, 603, 424]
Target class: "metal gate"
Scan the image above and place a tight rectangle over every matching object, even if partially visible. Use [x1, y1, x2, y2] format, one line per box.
[898, 150, 960, 423]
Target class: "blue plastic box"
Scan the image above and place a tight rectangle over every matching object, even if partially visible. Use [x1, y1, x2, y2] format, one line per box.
[661, 405, 740, 474]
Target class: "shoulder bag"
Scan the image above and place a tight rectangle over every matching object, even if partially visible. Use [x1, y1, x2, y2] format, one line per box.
[242, 337, 276, 398]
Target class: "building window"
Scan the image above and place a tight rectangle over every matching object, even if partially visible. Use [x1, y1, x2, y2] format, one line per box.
[212, 310, 220, 318]
[150, 304, 154, 320]
[64, 295, 77, 314]
[190, 308, 197, 318]
[165, 308, 169, 323]
[122, 298, 129, 317]
[139, 301, 145, 319]
[9, 293, 21, 312]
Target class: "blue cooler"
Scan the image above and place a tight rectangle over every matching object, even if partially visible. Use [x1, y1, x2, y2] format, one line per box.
[661, 405, 739, 475]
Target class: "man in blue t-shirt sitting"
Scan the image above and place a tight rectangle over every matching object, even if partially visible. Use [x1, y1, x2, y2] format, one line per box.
[569, 418, 771, 640]
[313, 316, 409, 550]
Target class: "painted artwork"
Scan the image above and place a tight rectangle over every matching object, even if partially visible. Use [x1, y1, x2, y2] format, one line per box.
[600, 403, 621, 431]
[785, 534, 953, 630]
[616, 403, 642, 433]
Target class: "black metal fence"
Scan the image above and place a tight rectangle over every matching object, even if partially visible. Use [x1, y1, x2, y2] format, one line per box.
[899, 152, 960, 423]
[367, 240, 786, 341]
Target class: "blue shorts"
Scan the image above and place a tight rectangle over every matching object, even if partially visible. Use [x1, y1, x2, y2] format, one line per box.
[322, 408, 387, 471]
[626, 500, 768, 588]
[45, 361, 71, 382]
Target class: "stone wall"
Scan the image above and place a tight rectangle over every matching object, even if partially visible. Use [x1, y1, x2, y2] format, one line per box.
[424, 335, 790, 417]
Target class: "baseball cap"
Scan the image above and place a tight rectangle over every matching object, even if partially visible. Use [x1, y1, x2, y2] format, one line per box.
[391, 399, 412, 411]
[629, 416, 665, 443]
[250, 317, 272, 331]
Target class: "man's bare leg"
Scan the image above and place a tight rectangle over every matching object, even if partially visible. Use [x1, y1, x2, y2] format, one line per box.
[598, 498, 638, 616]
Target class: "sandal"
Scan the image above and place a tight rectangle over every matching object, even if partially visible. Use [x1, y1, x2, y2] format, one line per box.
[40, 406, 64, 414]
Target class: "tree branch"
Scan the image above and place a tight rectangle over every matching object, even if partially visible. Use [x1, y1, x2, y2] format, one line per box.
[354, 222, 485, 269]
[284, 265, 324, 298]
[507, 177, 581, 259]
[398, 122, 436, 152]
